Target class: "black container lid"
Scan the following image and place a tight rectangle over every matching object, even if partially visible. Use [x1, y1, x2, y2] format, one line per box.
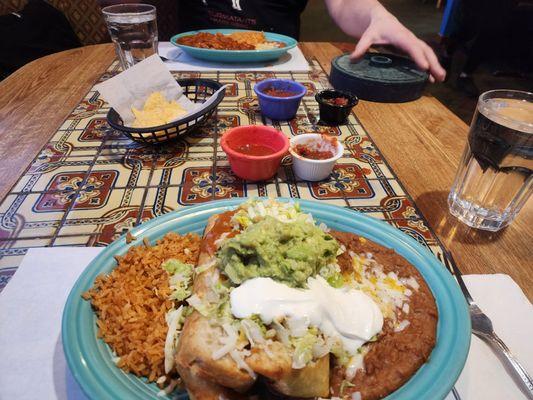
[330, 53, 428, 103]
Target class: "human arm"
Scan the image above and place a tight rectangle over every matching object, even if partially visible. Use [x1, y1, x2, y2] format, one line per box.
[324, 0, 446, 82]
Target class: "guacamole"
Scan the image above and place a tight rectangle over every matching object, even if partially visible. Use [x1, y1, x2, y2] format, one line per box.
[218, 216, 339, 287]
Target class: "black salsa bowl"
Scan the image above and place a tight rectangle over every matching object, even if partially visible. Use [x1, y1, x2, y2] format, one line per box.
[315, 89, 358, 126]
[106, 78, 225, 145]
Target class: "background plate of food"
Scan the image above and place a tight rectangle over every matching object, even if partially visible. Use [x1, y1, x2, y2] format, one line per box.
[62, 198, 470, 400]
[170, 29, 298, 63]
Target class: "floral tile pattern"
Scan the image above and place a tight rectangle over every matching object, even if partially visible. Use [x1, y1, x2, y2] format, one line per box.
[34, 171, 118, 212]
[178, 167, 245, 205]
[0, 60, 445, 291]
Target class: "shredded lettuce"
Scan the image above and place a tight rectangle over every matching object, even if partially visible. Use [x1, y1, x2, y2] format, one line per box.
[186, 294, 211, 317]
[169, 286, 191, 302]
[163, 258, 193, 275]
[240, 318, 265, 346]
[163, 259, 194, 302]
[234, 198, 311, 226]
[216, 299, 233, 321]
[339, 379, 356, 396]
[319, 264, 345, 288]
[164, 306, 185, 373]
[291, 330, 319, 369]
[213, 280, 230, 296]
[286, 316, 310, 338]
[331, 337, 351, 367]
[326, 272, 344, 288]
[249, 314, 267, 335]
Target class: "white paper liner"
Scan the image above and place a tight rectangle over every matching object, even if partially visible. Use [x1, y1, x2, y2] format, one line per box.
[95, 54, 226, 127]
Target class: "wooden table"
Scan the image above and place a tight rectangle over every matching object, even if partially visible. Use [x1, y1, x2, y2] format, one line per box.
[0, 43, 531, 300]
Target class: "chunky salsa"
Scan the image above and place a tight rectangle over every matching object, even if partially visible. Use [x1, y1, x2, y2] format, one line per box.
[293, 144, 335, 160]
[262, 86, 299, 97]
[324, 96, 349, 106]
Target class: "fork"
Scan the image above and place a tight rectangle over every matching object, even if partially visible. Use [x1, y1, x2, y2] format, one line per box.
[159, 51, 183, 62]
[442, 251, 533, 399]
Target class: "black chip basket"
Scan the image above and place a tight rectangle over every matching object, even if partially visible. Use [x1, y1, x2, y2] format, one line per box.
[106, 78, 225, 145]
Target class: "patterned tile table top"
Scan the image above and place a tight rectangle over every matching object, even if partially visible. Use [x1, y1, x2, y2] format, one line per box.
[0, 60, 444, 290]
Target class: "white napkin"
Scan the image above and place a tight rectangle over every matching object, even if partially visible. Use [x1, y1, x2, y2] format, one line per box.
[158, 41, 310, 72]
[444, 274, 533, 400]
[0, 249, 531, 400]
[94, 54, 198, 125]
[94, 54, 227, 127]
[0, 248, 100, 400]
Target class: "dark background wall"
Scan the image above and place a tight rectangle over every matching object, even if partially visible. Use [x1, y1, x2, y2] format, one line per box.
[2, 0, 531, 123]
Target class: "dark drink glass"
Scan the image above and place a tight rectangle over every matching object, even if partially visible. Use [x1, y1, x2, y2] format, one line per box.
[448, 90, 533, 231]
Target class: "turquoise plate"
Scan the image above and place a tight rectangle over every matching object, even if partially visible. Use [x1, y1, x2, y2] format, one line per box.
[62, 198, 470, 400]
[170, 29, 297, 63]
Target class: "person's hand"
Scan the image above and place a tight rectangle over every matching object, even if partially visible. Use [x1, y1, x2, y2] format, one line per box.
[351, 8, 446, 82]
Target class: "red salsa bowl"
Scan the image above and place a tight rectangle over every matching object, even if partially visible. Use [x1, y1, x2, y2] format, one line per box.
[220, 125, 289, 181]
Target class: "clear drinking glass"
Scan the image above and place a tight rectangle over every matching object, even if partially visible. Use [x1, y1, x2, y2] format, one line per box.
[102, 4, 158, 70]
[448, 90, 533, 231]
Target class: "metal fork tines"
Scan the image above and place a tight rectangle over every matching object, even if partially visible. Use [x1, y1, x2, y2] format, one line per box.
[442, 251, 533, 399]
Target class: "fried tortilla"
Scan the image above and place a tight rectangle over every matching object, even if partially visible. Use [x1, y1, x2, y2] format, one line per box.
[175, 213, 255, 392]
[175, 211, 330, 398]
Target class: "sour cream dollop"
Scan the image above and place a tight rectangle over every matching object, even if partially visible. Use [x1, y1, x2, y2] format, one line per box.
[230, 276, 383, 354]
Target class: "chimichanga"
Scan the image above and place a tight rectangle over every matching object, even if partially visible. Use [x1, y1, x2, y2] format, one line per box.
[175, 199, 437, 400]
[176, 213, 256, 393]
[176, 209, 330, 398]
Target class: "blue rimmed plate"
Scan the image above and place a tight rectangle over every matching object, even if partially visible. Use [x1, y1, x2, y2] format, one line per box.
[170, 29, 297, 63]
[62, 198, 470, 400]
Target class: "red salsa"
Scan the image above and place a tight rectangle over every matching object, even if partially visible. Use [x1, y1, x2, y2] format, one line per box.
[324, 96, 349, 106]
[234, 143, 276, 156]
[262, 86, 298, 97]
[293, 144, 335, 160]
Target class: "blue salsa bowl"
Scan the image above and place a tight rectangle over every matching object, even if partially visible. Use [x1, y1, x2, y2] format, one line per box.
[254, 78, 307, 120]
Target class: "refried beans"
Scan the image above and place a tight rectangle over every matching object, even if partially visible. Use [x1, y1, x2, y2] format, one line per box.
[329, 231, 438, 400]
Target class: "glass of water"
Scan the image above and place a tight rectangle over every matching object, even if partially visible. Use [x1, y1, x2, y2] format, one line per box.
[102, 4, 158, 70]
[448, 90, 533, 231]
